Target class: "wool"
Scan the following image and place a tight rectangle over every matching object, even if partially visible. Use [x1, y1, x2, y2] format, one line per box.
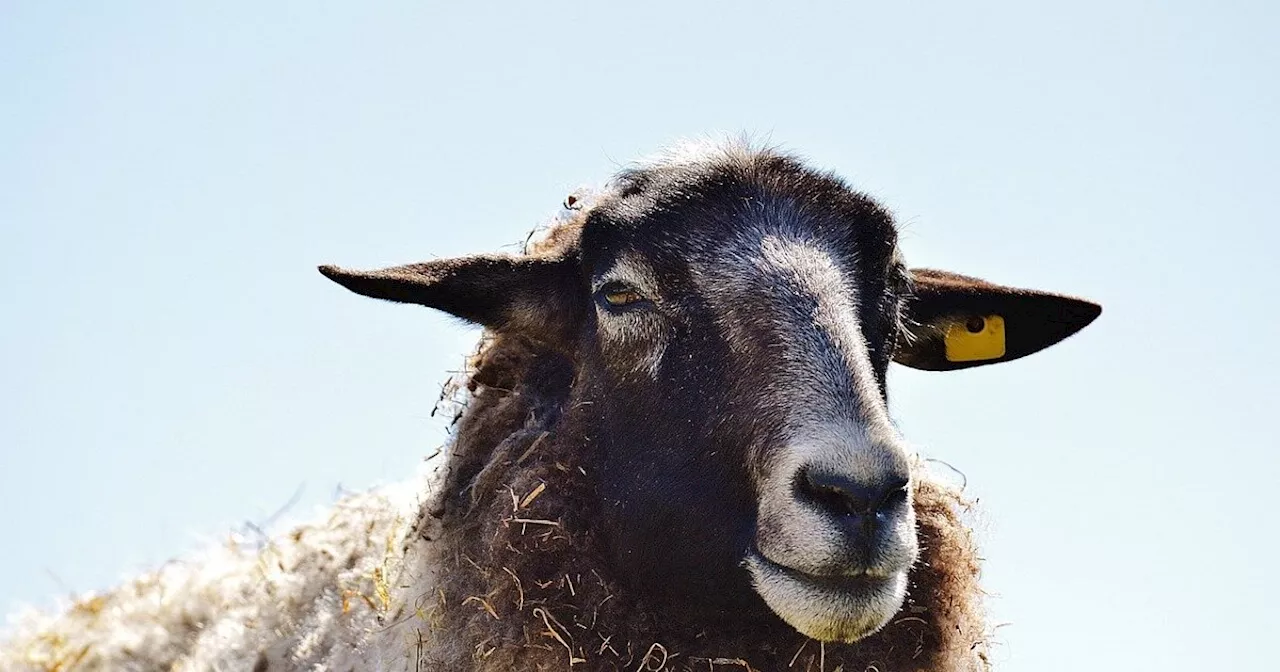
[0, 480, 424, 671]
[2, 187, 992, 672]
[0, 333, 989, 671]
[397, 334, 991, 672]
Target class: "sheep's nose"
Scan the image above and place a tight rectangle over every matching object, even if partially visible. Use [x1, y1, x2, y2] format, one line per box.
[797, 468, 909, 521]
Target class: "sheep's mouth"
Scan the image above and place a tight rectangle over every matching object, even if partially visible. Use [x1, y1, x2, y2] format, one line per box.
[744, 549, 908, 644]
[749, 548, 887, 588]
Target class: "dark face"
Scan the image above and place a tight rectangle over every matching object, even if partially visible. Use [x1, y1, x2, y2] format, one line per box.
[571, 156, 919, 641]
[319, 142, 1102, 644]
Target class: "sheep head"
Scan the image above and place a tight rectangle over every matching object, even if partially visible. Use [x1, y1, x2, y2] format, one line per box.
[319, 145, 1100, 645]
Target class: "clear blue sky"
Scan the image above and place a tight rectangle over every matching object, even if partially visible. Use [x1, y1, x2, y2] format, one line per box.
[2, 2, 1276, 670]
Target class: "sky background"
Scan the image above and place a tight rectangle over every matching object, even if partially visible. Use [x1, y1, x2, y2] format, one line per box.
[1, 2, 1277, 670]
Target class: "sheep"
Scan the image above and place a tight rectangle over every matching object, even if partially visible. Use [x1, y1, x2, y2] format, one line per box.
[1, 140, 1101, 672]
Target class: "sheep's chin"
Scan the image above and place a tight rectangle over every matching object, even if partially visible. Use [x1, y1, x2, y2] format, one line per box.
[745, 552, 908, 643]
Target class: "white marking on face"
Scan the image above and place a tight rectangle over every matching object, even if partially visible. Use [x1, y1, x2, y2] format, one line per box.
[692, 218, 896, 436]
[690, 216, 919, 640]
[756, 234, 889, 425]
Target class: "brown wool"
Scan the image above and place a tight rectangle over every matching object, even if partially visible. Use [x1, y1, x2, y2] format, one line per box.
[406, 325, 991, 671]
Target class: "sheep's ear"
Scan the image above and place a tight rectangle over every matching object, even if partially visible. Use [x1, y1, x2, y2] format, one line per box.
[893, 268, 1101, 371]
[318, 254, 585, 342]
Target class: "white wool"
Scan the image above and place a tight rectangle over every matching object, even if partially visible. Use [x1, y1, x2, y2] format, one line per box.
[0, 465, 444, 672]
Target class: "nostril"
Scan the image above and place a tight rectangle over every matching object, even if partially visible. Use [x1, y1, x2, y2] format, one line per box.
[878, 477, 911, 511]
[799, 469, 873, 516]
[797, 469, 909, 518]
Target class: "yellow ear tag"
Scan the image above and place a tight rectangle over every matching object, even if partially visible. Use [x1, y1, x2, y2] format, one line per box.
[944, 315, 1006, 362]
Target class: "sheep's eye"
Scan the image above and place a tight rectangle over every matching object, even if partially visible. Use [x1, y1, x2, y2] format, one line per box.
[598, 282, 648, 309]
